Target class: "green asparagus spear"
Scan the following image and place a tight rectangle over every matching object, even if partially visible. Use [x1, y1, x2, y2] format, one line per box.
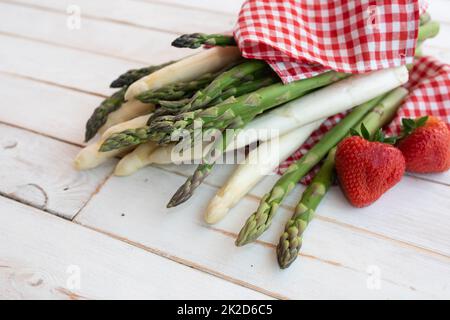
[180, 60, 270, 113]
[150, 71, 349, 145]
[172, 33, 236, 49]
[277, 148, 335, 268]
[164, 72, 349, 207]
[135, 72, 218, 104]
[110, 61, 175, 88]
[158, 99, 191, 110]
[153, 75, 278, 122]
[84, 87, 126, 142]
[167, 121, 245, 207]
[235, 94, 388, 247]
[210, 76, 279, 105]
[276, 87, 408, 268]
[420, 12, 431, 26]
[99, 71, 349, 152]
[418, 20, 440, 41]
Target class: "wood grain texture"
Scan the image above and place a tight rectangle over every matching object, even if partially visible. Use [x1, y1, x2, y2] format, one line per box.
[141, 0, 243, 15]
[3, 0, 236, 34]
[0, 73, 100, 145]
[0, 34, 141, 96]
[0, 1, 197, 64]
[0, 123, 113, 219]
[76, 166, 450, 299]
[0, 196, 270, 299]
[152, 162, 450, 255]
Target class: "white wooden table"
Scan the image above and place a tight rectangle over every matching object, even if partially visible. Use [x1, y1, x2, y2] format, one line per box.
[1, 0, 449, 300]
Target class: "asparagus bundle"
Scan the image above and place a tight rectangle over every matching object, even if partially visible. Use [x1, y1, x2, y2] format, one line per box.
[102, 71, 348, 206]
[102, 65, 407, 174]
[277, 87, 408, 268]
[102, 71, 347, 150]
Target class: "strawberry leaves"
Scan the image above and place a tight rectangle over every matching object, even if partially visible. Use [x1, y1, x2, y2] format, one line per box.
[350, 123, 396, 144]
[401, 116, 429, 137]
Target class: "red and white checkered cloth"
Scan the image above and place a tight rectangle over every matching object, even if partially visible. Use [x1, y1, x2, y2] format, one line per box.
[234, 0, 428, 83]
[278, 56, 450, 184]
[232, 0, 448, 183]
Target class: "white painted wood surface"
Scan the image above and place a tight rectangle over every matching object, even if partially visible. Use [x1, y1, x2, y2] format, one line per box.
[0, 196, 270, 299]
[0, 0, 449, 299]
[0, 123, 113, 219]
[76, 166, 450, 299]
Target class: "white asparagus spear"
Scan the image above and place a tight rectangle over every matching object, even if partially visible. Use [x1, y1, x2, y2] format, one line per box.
[74, 114, 151, 170]
[204, 119, 324, 224]
[98, 100, 154, 135]
[114, 140, 213, 176]
[125, 46, 242, 100]
[147, 142, 211, 164]
[232, 66, 409, 150]
[114, 142, 159, 176]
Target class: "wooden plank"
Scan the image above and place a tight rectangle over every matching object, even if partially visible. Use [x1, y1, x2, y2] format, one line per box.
[0, 2, 197, 64]
[425, 23, 450, 51]
[5, 0, 236, 34]
[422, 44, 450, 64]
[0, 123, 113, 219]
[154, 161, 450, 256]
[0, 196, 269, 299]
[0, 73, 100, 145]
[426, 0, 450, 24]
[76, 165, 450, 299]
[142, 0, 243, 15]
[0, 34, 141, 96]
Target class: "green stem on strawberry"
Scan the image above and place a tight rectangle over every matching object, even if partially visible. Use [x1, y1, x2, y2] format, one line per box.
[276, 87, 408, 268]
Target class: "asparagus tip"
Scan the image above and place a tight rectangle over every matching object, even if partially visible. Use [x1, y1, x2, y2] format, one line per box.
[234, 230, 254, 247]
[166, 179, 194, 208]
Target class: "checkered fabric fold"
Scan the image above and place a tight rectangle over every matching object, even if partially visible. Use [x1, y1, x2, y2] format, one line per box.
[279, 56, 450, 184]
[234, 0, 427, 83]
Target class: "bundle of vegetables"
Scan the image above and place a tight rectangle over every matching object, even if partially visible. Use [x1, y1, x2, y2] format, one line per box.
[75, 14, 445, 269]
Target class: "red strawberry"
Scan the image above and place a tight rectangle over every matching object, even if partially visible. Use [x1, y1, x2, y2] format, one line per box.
[397, 116, 450, 173]
[335, 136, 405, 207]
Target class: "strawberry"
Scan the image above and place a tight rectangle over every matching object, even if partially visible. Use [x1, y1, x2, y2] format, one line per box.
[397, 116, 450, 173]
[335, 133, 405, 208]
